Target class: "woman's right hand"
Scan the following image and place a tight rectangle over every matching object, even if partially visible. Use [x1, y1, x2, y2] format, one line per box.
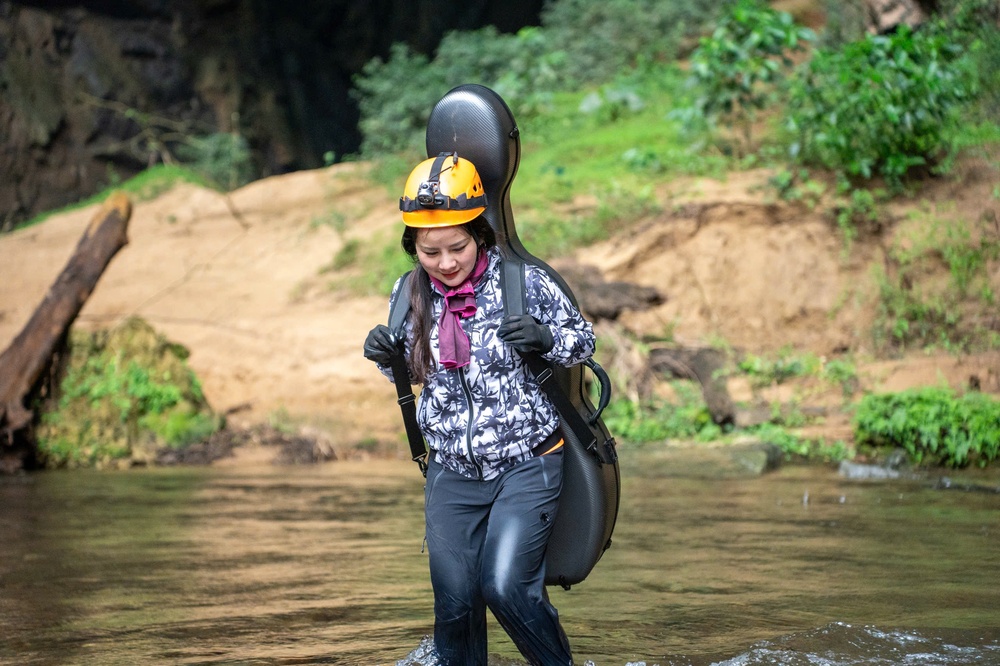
[363, 325, 400, 364]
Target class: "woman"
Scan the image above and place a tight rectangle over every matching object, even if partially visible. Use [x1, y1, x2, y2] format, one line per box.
[363, 153, 595, 666]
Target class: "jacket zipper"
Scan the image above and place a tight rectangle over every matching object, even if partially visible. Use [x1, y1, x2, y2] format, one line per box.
[459, 367, 483, 479]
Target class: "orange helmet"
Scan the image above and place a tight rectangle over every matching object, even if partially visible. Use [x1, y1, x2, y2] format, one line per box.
[400, 152, 487, 227]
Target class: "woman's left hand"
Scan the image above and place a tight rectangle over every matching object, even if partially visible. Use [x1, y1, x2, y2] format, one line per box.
[498, 315, 554, 354]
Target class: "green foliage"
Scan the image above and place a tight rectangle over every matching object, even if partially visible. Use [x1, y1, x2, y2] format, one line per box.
[519, 182, 661, 258]
[874, 266, 958, 353]
[833, 186, 882, 249]
[140, 410, 220, 448]
[175, 132, 255, 190]
[541, 0, 718, 85]
[786, 25, 976, 189]
[328, 232, 415, 297]
[322, 239, 361, 273]
[970, 26, 1000, 123]
[603, 381, 724, 443]
[769, 167, 827, 209]
[939, 222, 1000, 296]
[872, 212, 1000, 353]
[748, 423, 851, 462]
[37, 318, 220, 468]
[854, 387, 1000, 467]
[821, 358, 860, 398]
[738, 348, 821, 388]
[686, 0, 814, 153]
[353, 27, 553, 156]
[352, 0, 721, 158]
[934, 0, 1000, 123]
[18, 165, 210, 230]
[352, 44, 442, 157]
[579, 86, 645, 124]
[604, 382, 850, 464]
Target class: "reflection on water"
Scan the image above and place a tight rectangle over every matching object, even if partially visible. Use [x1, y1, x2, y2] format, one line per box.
[1, 449, 998, 665]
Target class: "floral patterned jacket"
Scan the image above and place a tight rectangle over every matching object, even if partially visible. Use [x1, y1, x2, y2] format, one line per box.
[380, 246, 595, 480]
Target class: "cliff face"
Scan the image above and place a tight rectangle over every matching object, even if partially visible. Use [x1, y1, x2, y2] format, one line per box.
[0, 0, 542, 229]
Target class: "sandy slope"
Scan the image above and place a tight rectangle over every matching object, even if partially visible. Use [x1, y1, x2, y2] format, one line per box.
[0, 164, 404, 447]
[2, 161, 998, 453]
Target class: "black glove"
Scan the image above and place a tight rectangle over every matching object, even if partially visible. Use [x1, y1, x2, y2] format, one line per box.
[364, 325, 400, 364]
[497, 315, 554, 354]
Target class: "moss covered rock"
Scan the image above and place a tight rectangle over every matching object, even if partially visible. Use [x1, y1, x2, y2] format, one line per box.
[37, 317, 221, 468]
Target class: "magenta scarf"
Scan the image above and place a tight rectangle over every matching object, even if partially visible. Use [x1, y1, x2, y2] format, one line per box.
[429, 249, 489, 370]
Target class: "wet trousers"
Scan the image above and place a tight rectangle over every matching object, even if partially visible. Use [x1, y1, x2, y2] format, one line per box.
[424, 449, 573, 666]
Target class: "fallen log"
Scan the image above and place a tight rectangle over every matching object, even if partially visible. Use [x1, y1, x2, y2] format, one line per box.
[556, 262, 665, 321]
[649, 345, 735, 426]
[0, 194, 131, 470]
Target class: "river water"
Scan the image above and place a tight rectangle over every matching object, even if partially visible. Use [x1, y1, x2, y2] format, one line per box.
[1, 446, 999, 666]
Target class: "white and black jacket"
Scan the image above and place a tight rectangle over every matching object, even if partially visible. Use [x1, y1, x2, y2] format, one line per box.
[380, 246, 595, 480]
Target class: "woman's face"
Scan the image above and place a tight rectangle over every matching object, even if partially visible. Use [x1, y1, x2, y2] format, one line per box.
[414, 226, 479, 288]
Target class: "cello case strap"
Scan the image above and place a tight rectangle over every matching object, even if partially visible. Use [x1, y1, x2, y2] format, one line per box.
[386, 271, 428, 475]
[501, 257, 600, 457]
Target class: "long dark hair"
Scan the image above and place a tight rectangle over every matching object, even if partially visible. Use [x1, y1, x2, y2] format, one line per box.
[400, 217, 497, 383]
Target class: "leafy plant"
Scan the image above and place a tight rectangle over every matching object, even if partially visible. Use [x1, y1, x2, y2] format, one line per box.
[873, 264, 959, 353]
[786, 25, 975, 189]
[352, 43, 445, 157]
[541, 0, 719, 85]
[749, 423, 851, 463]
[769, 168, 827, 209]
[353, 26, 556, 157]
[854, 387, 1000, 467]
[687, 0, 814, 154]
[833, 186, 883, 250]
[37, 318, 220, 468]
[579, 86, 645, 123]
[175, 132, 254, 190]
[604, 381, 724, 443]
[738, 348, 821, 388]
[821, 358, 860, 398]
[939, 222, 1000, 296]
[872, 210, 1000, 353]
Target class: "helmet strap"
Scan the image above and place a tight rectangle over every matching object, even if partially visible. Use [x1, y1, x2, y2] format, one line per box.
[427, 152, 457, 183]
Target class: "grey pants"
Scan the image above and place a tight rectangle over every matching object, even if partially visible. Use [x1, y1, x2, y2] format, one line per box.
[424, 449, 573, 666]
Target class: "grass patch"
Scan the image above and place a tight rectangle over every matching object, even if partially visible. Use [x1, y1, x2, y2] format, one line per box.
[18, 165, 211, 230]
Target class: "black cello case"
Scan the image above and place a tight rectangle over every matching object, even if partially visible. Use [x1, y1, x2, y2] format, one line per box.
[425, 84, 621, 588]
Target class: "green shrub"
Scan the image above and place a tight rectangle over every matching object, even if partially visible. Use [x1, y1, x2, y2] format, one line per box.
[749, 423, 851, 462]
[175, 132, 254, 190]
[832, 186, 883, 250]
[936, 0, 1000, 123]
[738, 348, 821, 387]
[604, 381, 724, 443]
[352, 43, 445, 157]
[873, 264, 959, 353]
[36, 318, 221, 468]
[854, 387, 1000, 467]
[353, 26, 554, 156]
[872, 213, 1000, 353]
[686, 0, 814, 153]
[822, 358, 860, 398]
[541, 0, 718, 85]
[786, 25, 975, 189]
[352, 0, 721, 157]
